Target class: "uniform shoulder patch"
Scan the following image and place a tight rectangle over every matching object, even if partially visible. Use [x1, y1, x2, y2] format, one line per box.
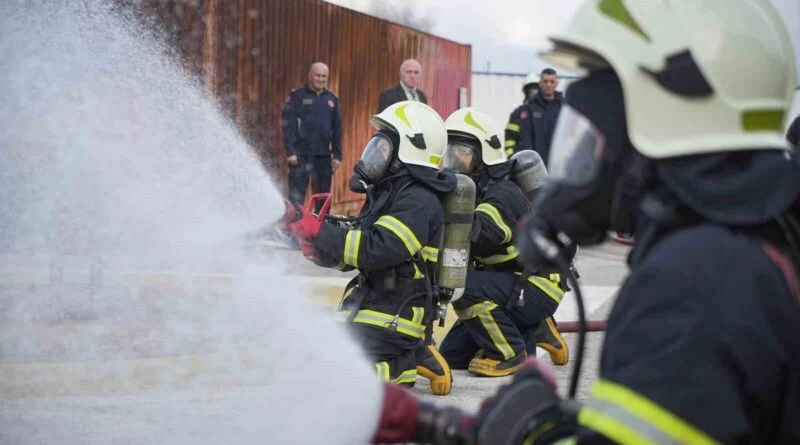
[328, 99, 335, 108]
[520, 110, 528, 119]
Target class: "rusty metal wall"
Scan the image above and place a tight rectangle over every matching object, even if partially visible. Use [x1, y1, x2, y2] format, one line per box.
[125, 0, 471, 214]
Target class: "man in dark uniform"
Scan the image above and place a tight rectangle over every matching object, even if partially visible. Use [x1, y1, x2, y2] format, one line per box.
[437, 107, 570, 377]
[517, 68, 564, 166]
[504, 73, 539, 157]
[281, 62, 342, 212]
[377, 59, 428, 113]
[284, 101, 457, 388]
[364, 1, 800, 444]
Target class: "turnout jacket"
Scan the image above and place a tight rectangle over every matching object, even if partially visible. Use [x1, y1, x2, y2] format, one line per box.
[471, 178, 565, 306]
[504, 102, 532, 158]
[314, 174, 445, 340]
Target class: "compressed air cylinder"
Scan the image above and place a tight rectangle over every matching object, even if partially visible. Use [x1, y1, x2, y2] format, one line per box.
[509, 150, 548, 204]
[437, 173, 476, 302]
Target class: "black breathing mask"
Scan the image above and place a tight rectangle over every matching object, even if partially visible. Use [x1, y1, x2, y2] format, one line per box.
[349, 130, 397, 193]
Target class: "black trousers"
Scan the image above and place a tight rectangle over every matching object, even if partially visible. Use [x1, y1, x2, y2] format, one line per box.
[439, 270, 557, 368]
[348, 323, 419, 383]
[288, 155, 332, 213]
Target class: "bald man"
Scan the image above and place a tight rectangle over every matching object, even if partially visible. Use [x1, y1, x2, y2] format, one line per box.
[281, 62, 342, 212]
[377, 59, 428, 113]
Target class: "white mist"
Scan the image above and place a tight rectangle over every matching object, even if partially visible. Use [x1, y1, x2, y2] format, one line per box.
[0, 1, 381, 444]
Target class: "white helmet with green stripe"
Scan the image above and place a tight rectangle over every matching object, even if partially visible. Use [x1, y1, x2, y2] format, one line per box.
[442, 107, 506, 174]
[540, 0, 796, 158]
[370, 101, 447, 170]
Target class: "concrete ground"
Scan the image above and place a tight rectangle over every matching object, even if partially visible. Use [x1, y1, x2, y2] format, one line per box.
[0, 239, 631, 443]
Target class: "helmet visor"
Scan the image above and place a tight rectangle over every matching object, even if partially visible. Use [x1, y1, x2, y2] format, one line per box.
[548, 105, 606, 186]
[359, 133, 394, 182]
[441, 141, 478, 174]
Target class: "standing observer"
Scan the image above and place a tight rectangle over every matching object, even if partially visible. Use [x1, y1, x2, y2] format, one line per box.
[281, 62, 342, 211]
[377, 59, 428, 113]
[517, 68, 564, 166]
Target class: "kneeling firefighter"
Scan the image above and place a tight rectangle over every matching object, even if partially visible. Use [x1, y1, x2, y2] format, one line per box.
[364, 1, 800, 444]
[437, 107, 571, 377]
[284, 101, 473, 395]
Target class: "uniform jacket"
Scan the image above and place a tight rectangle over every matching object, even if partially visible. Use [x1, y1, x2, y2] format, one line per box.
[471, 177, 565, 307]
[313, 169, 449, 337]
[518, 91, 564, 166]
[504, 102, 532, 158]
[281, 85, 342, 158]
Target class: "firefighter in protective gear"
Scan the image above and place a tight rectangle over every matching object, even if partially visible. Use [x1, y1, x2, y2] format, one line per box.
[504, 73, 540, 158]
[452, 0, 800, 442]
[436, 107, 569, 377]
[287, 101, 459, 389]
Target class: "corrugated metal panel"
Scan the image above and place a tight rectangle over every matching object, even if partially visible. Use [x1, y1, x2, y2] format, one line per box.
[122, 0, 471, 214]
[470, 72, 576, 135]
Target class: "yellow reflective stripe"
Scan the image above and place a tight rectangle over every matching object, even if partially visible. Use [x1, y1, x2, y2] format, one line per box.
[579, 408, 656, 445]
[580, 379, 719, 445]
[392, 368, 418, 384]
[335, 261, 348, 271]
[421, 246, 439, 262]
[454, 301, 497, 320]
[343, 230, 362, 267]
[477, 311, 515, 360]
[475, 203, 512, 243]
[522, 274, 565, 304]
[506, 123, 520, 132]
[506, 148, 515, 157]
[505, 139, 517, 148]
[350, 309, 425, 338]
[476, 245, 519, 265]
[375, 361, 391, 381]
[375, 215, 422, 256]
[412, 307, 425, 325]
[551, 439, 577, 445]
[412, 262, 424, 279]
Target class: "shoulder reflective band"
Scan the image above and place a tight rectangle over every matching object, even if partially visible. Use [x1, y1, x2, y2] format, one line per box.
[506, 123, 520, 133]
[375, 215, 422, 256]
[579, 379, 719, 445]
[475, 203, 512, 243]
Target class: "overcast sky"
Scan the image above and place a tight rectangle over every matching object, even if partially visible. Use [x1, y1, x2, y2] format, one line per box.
[325, 0, 800, 83]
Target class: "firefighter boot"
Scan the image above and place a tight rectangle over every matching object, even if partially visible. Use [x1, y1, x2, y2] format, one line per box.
[468, 349, 527, 377]
[415, 344, 452, 395]
[534, 316, 569, 365]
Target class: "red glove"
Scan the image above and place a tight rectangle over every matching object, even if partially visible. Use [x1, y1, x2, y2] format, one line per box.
[372, 382, 470, 445]
[372, 383, 420, 444]
[285, 199, 323, 242]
